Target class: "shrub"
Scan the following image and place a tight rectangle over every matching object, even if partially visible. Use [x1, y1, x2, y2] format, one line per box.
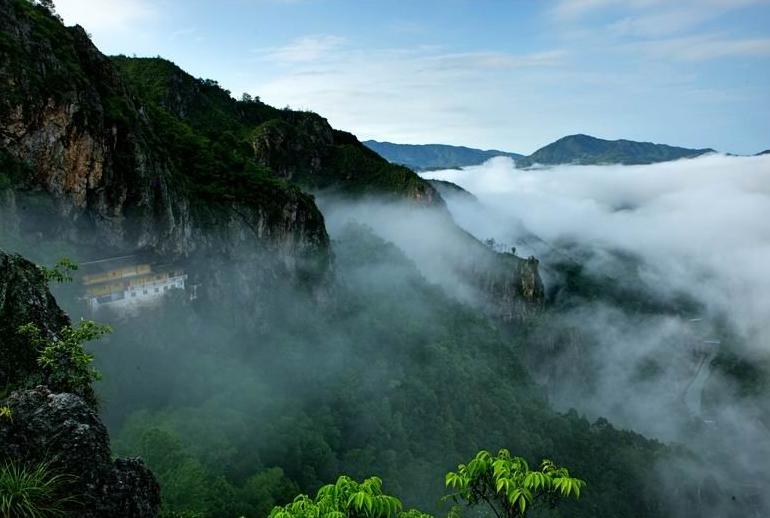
[0, 461, 78, 518]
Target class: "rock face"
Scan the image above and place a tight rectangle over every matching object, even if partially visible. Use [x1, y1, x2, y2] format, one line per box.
[0, 387, 161, 517]
[466, 249, 545, 321]
[0, 0, 330, 285]
[0, 0, 541, 319]
[0, 250, 68, 389]
[0, 249, 160, 517]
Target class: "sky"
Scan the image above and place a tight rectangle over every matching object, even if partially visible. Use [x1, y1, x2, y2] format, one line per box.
[52, 0, 770, 155]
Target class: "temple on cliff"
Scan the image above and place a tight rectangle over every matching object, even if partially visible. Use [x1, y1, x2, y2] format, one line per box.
[80, 255, 187, 311]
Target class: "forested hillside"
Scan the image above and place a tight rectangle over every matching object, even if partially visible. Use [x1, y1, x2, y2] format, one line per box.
[363, 140, 522, 171]
[516, 134, 713, 167]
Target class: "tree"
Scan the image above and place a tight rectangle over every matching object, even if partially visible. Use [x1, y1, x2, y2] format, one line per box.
[269, 475, 410, 518]
[17, 320, 111, 406]
[39, 258, 78, 284]
[269, 450, 584, 518]
[444, 449, 585, 518]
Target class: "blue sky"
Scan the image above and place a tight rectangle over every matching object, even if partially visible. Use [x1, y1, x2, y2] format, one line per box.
[53, 0, 770, 154]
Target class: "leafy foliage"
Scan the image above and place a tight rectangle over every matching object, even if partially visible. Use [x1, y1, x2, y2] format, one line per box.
[269, 475, 406, 518]
[445, 450, 584, 517]
[17, 320, 111, 406]
[100, 226, 669, 518]
[38, 258, 78, 284]
[0, 461, 78, 518]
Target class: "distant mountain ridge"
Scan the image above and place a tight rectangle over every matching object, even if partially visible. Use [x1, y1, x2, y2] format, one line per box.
[516, 134, 714, 168]
[363, 140, 522, 171]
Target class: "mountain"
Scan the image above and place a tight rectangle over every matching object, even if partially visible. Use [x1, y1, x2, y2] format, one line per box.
[363, 140, 522, 171]
[516, 134, 714, 168]
[0, 0, 542, 320]
[0, 0, 330, 294]
[426, 179, 477, 202]
[757, 149, 770, 156]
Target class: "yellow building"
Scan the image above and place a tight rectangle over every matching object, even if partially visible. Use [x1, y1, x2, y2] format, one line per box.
[80, 256, 187, 311]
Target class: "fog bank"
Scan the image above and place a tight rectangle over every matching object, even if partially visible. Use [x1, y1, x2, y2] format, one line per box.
[423, 154, 770, 516]
[424, 154, 770, 352]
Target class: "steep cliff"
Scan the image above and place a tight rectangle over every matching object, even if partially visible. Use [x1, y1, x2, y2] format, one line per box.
[0, 249, 161, 517]
[0, 250, 68, 389]
[111, 56, 442, 204]
[0, 0, 329, 286]
[0, 0, 542, 318]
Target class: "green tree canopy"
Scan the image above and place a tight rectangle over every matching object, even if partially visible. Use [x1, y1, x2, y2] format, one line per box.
[445, 449, 585, 518]
[269, 475, 413, 518]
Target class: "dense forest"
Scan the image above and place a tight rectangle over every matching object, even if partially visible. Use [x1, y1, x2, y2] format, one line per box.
[39, 224, 675, 518]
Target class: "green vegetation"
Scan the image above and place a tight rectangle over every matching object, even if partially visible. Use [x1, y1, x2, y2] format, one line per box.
[17, 320, 111, 406]
[363, 141, 522, 171]
[110, 56, 437, 203]
[38, 258, 78, 284]
[516, 134, 713, 168]
[0, 150, 29, 189]
[0, 462, 77, 518]
[269, 476, 406, 518]
[268, 450, 583, 518]
[2, 1, 90, 108]
[94, 225, 671, 518]
[445, 450, 584, 517]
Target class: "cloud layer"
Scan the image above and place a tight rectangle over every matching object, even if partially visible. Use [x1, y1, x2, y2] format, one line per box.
[424, 154, 770, 350]
[424, 154, 770, 514]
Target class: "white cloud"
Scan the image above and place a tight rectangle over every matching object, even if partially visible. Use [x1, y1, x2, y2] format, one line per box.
[240, 42, 569, 151]
[632, 35, 770, 61]
[421, 155, 770, 512]
[553, 0, 766, 21]
[553, 0, 770, 39]
[551, 0, 621, 20]
[256, 34, 348, 63]
[424, 154, 770, 349]
[426, 50, 568, 71]
[54, 0, 157, 32]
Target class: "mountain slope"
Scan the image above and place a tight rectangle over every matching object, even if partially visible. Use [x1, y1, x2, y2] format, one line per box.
[111, 57, 442, 205]
[0, 0, 543, 320]
[0, 0, 330, 287]
[516, 134, 714, 167]
[363, 140, 522, 171]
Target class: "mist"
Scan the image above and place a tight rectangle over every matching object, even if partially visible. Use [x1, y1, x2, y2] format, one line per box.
[421, 154, 770, 516]
[4, 152, 767, 516]
[424, 154, 770, 349]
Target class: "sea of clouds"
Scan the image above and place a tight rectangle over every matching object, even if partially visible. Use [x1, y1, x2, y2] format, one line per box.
[422, 153, 770, 515]
[423, 153, 770, 355]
